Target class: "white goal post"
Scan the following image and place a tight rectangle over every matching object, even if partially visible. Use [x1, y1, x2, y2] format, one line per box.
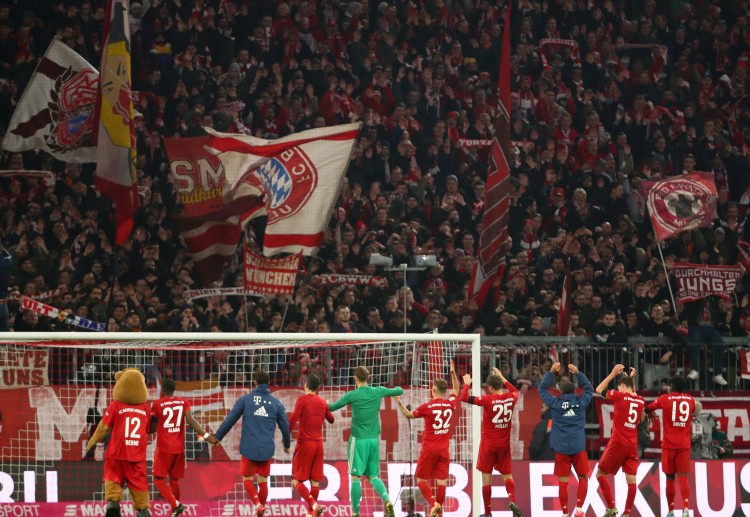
[0, 332, 484, 517]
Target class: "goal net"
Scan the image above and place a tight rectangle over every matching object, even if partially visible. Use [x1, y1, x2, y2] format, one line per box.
[0, 332, 482, 517]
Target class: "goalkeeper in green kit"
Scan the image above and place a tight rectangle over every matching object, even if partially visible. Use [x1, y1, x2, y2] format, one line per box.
[328, 365, 403, 517]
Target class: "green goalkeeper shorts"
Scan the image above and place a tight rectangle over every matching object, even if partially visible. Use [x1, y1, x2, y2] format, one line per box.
[347, 437, 380, 477]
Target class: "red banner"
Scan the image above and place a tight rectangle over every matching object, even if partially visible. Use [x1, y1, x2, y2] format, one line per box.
[673, 263, 742, 301]
[595, 394, 750, 455]
[243, 248, 301, 295]
[0, 348, 48, 387]
[643, 172, 718, 241]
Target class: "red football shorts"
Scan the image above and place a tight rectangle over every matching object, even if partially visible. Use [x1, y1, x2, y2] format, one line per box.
[476, 441, 512, 475]
[661, 448, 690, 475]
[153, 450, 186, 479]
[292, 441, 325, 481]
[415, 448, 450, 480]
[599, 441, 639, 476]
[104, 459, 148, 492]
[554, 451, 590, 477]
[241, 457, 272, 477]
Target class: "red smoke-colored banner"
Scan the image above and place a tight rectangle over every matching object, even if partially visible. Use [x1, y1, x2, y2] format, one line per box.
[243, 248, 301, 295]
[672, 263, 742, 301]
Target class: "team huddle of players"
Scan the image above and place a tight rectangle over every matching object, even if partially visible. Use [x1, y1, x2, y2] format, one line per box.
[91, 361, 696, 517]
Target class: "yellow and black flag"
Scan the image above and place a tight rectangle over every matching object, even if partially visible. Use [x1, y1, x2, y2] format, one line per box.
[94, 0, 138, 244]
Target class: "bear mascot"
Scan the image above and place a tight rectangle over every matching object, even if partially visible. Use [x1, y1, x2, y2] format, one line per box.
[86, 368, 151, 517]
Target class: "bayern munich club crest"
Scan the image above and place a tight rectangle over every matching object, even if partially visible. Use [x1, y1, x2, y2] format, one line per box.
[48, 67, 98, 151]
[255, 146, 318, 221]
[645, 172, 717, 239]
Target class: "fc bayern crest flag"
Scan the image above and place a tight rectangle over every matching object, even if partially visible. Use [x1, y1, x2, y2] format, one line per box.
[642, 172, 718, 241]
[2, 40, 98, 162]
[165, 123, 360, 283]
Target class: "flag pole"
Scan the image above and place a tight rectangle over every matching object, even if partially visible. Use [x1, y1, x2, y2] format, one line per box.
[656, 243, 678, 313]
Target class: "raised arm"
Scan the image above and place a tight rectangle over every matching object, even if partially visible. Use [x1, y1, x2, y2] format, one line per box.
[537, 362, 560, 408]
[394, 395, 416, 419]
[450, 360, 459, 396]
[493, 367, 517, 393]
[569, 364, 594, 406]
[377, 386, 405, 397]
[596, 364, 625, 396]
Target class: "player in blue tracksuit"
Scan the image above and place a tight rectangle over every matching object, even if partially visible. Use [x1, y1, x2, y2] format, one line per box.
[213, 371, 291, 517]
[538, 363, 594, 517]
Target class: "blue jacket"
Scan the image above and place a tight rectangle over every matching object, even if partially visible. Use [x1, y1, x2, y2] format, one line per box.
[214, 384, 291, 461]
[538, 371, 594, 455]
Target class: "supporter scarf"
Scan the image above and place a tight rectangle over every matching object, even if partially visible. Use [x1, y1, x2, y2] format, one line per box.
[21, 297, 105, 332]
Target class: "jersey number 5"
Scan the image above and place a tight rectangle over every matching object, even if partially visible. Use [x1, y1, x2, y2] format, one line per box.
[627, 402, 640, 424]
[431, 408, 453, 430]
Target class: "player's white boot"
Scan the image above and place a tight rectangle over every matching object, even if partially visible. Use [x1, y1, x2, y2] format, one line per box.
[311, 502, 324, 517]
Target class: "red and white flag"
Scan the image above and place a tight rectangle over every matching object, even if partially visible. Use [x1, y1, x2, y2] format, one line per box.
[244, 248, 301, 295]
[93, 0, 138, 244]
[2, 40, 98, 162]
[165, 123, 360, 283]
[642, 172, 718, 241]
[672, 263, 742, 302]
[469, 4, 512, 306]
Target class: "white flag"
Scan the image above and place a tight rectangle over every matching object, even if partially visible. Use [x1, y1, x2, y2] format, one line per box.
[2, 40, 98, 162]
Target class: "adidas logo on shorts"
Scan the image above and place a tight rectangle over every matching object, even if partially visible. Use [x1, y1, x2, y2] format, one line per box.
[563, 408, 576, 417]
[254, 406, 269, 417]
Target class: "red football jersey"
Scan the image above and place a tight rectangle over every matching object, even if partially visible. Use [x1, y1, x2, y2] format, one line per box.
[152, 396, 192, 454]
[461, 383, 518, 446]
[606, 390, 645, 447]
[648, 393, 695, 449]
[413, 394, 458, 452]
[102, 400, 150, 462]
[289, 393, 334, 442]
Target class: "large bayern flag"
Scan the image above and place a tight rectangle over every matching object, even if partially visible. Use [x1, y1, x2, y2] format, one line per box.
[642, 172, 718, 241]
[469, 3, 513, 306]
[2, 40, 98, 162]
[93, 0, 138, 245]
[165, 123, 361, 283]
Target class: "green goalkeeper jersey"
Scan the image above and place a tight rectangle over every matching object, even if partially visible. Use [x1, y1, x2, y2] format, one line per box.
[329, 385, 404, 439]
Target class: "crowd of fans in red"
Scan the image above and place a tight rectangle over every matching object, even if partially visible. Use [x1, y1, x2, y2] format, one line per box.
[1, 0, 750, 388]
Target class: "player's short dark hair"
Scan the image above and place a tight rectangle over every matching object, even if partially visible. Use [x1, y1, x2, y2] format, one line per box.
[617, 374, 634, 389]
[486, 374, 503, 390]
[307, 374, 321, 392]
[255, 370, 270, 386]
[433, 379, 448, 394]
[162, 378, 176, 396]
[559, 381, 575, 394]
[670, 376, 686, 393]
[355, 366, 370, 382]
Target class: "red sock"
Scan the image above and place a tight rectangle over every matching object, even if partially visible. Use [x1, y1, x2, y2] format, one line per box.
[311, 485, 320, 502]
[295, 483, 314, 508]
[505, 478, 516, 503]
[482, 485, 492, 515]
[243, 479, 259, 504]
[154, 477, 177, 508]
[559, 481, 569, 515]
[666, 478, 676, 511]
[597, 476, 615, 508]
[624, 482, 637, 514]
[258, 481, 269, 505]
[418, 480, 435, 505]
[679, 476, 690, 509]
[170, 479, 181, 501]
[576, 477, 588, 508]
[436, 485, 446, 506]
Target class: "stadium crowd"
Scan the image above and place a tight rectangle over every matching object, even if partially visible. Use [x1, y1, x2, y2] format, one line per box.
[1, 0, 750, 388]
